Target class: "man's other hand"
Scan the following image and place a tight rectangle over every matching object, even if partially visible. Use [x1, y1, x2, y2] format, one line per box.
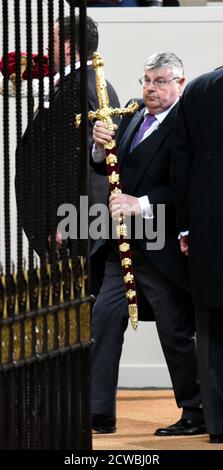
[180, 235, 189, 256]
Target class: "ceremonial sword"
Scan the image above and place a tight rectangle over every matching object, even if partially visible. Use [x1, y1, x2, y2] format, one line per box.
[77, 52, 139, 330]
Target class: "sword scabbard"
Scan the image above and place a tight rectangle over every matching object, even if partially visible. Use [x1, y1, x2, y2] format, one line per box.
[92, 52, 139, 330]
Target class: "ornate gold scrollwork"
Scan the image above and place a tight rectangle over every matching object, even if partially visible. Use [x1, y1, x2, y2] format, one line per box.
[109, 171, 120, 185]
[124, 272, 134, 284]
[121, 258, 132, 268]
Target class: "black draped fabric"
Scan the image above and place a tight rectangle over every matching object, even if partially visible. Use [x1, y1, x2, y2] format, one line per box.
[1, 0, 92, 450]
[173, 68, 223, 308]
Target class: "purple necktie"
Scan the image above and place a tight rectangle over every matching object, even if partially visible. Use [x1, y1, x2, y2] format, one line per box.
[131, 113, 157, 151]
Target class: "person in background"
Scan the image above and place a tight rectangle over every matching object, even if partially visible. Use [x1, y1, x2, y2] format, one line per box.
[87, 0, 180, 6]
[90, 52, 204, 436]
[172, 66, 223, 444]
[16, 15, 120, 264]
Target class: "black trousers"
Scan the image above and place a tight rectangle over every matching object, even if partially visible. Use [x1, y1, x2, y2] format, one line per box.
[195, 305, 223, 434]
[92, 244, 202, 418]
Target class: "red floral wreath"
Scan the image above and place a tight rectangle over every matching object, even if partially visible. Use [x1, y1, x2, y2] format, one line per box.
[0, 52, 50, 79]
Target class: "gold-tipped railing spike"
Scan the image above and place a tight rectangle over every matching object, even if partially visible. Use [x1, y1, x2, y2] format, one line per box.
[1, 274, 8, 320]
[36, 266, 42, 310]
[57, 261, 65, 349]
[13, 270, 19, 316]
[68, 259, 77, 346]
[23, 268, 30, 313]
[47, 263, 53, 308]
[78, 256, 87, 299]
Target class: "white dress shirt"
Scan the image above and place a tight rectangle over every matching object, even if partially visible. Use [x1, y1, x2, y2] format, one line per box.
[44, 60, 93, 109]
[53, 60, 93, 86]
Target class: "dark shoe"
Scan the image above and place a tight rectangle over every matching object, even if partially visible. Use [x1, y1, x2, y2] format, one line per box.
[154, 418, 206, 436]
[210, 433, 223, 444]
[92, 414, 116, 434]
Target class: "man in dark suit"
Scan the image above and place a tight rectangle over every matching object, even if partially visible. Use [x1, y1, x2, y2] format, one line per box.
[163, 0, 180, 5]
[16, 15, 120, 258]
[90, 52, 205, 436]
[172, 68, 223, 444]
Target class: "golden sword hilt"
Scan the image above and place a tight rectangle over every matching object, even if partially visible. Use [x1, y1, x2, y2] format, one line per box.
[75, 52, 139, 141]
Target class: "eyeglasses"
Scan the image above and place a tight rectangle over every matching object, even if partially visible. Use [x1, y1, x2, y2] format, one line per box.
[139, 76, 180, 89]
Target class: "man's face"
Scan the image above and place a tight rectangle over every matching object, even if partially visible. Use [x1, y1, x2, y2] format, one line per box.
[142, 66, 185, 114]
[53, 22, 71, 73]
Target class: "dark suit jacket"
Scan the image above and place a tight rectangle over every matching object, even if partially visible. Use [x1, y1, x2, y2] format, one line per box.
[163, 0, 179, 5]
[172, 68, 223, 308]
[16, 65, 120, 257]
[91, 99, 190, 318]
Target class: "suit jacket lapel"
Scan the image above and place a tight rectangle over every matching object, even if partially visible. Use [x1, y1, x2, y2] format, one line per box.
[118, 106, 145, 166]
[121, 106, 176, 194]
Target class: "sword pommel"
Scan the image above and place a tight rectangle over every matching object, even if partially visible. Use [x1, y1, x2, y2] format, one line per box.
[92, 52, 104, 69]
[75, 52, 139, 132]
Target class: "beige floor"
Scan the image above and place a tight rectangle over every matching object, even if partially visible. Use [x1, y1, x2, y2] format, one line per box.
[93, 389, 223, 450]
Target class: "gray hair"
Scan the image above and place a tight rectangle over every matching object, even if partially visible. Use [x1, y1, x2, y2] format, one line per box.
[144, 52, 184, 77]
